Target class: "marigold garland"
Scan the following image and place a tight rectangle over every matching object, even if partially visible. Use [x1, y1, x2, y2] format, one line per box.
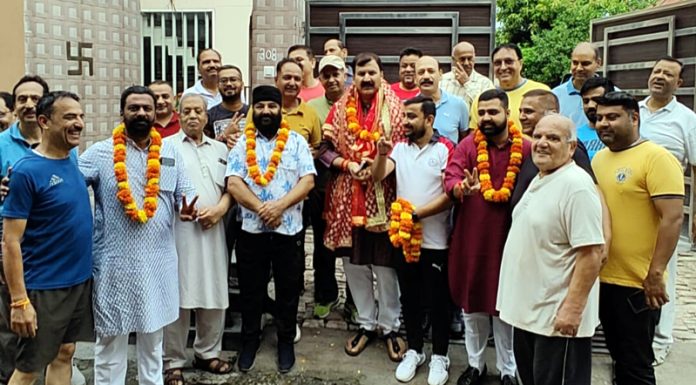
[346, 94, 381, 143]
[113, 123, 161, 223]
[245, 119, 290, 186]
[473, 120, 523, 203]
[388, 198, 423, 263]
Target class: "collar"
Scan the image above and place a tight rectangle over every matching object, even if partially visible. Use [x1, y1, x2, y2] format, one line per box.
[639, 96, 677, 113]
[565, 78, 580, 95]
[283, 99, 306, 116]
[8, 121, 28, 144]
[194, 80, 217, 97]
[499, 78, 527, 92]
[154, 111, 179, 128]
[437, 89, 450, 105]
[178, 130, 212, 146]
[407, 130, 441, 146]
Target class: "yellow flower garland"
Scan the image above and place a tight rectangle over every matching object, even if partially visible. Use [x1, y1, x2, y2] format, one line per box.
[388, 198, 423, 263]
[245, 119, 291, 186]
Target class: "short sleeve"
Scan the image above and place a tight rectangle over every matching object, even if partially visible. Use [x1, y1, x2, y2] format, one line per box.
[2, 167, 34, 219]
[295, 134, 317, 177]
[683, 111, 696, 166]
[79, 142, 101, 187]
[225, 135, 248, 179]
[390, 143, 404, 165]
[563, 186, 604, 248]
[646, 149, 685, 197]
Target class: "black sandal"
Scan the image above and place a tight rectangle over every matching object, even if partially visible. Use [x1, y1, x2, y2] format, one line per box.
[192, 356, 235, 374]
[163, 368, 185, 385]
[344, 328, 377, 356]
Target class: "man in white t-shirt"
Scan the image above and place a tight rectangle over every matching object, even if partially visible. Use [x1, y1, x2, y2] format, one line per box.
[497, 114, 604, 385]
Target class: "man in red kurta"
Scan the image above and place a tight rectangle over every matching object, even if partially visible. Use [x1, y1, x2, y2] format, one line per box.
[444, 89, 531, 385]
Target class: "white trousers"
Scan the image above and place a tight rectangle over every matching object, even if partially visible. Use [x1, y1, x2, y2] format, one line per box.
[163, 308, 226, 369]
[343, 257, 401, 333]
[94, 329, 164, 385]
[654, 248, 678, 349]
[463, 312, 516, 378]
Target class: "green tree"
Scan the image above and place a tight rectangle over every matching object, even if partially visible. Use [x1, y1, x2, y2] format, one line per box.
[496, 0, 657, 86]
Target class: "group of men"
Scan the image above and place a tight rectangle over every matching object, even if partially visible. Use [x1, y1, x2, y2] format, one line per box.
[0, 35, 693, 385]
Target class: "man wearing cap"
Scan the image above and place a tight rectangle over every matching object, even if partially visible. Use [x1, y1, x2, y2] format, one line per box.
[226, 85, 316, 374]
[323, 39, 353, 87]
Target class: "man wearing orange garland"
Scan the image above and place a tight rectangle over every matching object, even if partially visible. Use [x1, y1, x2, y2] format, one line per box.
[322, 52, 407, 362]
[444, 89, 531, 385]
[226, 85, 315, 374]
[79, 86, 198, 385]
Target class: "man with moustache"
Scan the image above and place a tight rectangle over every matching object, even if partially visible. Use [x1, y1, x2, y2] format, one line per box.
[162, 94, 233, 384]
[391, 47, 423, 101]
[441, 41, 494, 107]
[323, 38, 353, 86]
[445, 89, 530, 385]
[288, 45, 324, 102]
[416, 56, 469, 143]
[206, 64, 249, 144]
[148, 81, 179, 138]
[323, 52, 407, 361]
[2, 91, 93, 385]
[79, 86, 198, 385]
[592, 91, 684, 385]
[226, 85, 315, 373]
[637, 56, 696, 365]
[578, 77, 616, 159]
[183, 48, 223, 108]
[498, 114, 604, 385]
[372, 95, 455, 385]
[0, 92, 13, 131]
[552, 42, 603, 129]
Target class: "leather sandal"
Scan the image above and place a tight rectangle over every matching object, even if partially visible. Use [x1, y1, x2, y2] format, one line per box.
[163, 368, 185, 385]
[385, 331, 407, 362]
[192, 356, 234, 374]
[344, 328, 377, 356]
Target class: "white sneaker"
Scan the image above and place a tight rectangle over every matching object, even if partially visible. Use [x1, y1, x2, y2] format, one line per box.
[652, 345, 671, 366]
[71, 361, 86, 385]
[294, 323, 301, 343]
[427, 354, 450, 385]
[395, 349, 426, 382]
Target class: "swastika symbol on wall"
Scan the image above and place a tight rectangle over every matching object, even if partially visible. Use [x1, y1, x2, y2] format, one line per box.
[66, 41, 94, 76]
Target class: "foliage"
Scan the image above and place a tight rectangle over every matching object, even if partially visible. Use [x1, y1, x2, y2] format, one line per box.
[496, 0, 658, 86]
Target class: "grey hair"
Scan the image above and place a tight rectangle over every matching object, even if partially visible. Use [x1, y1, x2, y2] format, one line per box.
[539, 112, 577, 142]
[178, 93, 208, 113]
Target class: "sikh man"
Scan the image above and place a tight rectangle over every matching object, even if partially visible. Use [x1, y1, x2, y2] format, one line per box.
[288, 45, 324, 102]
[2, 91, 93, 385]
[372, 95, 455, 385]
[637, 56, 696, 365]
[578, 77, 616, 159]
[206, 64, 249, 143]
[391, 47, 423, 101]
[593, 91, 684, 385]
[445, 89, 531, 385]
[226, 85, 316, 373]
[0, 92, 13, 131]
[322, 52, 407, 362]
[162, 94, 233, 384]
[416, 55, 469, 143]
[79, 86, 198, 385]
[498, 114, 604, 385]
[323, 38, 353, 86]
[552, 42, 602, 128]
[469, 43, 549, 132]
[183, 48, 223, 108]
[149, 81, 180, 138]
[441, 41, 494, 107]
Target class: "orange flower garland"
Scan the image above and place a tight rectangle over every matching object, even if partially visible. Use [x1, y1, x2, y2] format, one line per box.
[473, 121, 523, 203]
[245, 119, 290, 186]
[113, 123, 161, 223]
[346, 94, 381, 143]
[388, 198, 423, 263]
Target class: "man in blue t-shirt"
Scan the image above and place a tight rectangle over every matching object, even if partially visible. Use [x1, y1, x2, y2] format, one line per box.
[1, 91, 93, 385]
[577, 77, 616, 160]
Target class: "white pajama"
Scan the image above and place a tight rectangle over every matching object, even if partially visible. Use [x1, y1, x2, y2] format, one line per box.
[343, 257, 401, 333]
[163, 308, 226, 369]
[463, 312, 516, 378]
[94, 329, 164, 385]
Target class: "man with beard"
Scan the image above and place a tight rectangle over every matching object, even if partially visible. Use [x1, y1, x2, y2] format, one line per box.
[416, 56, 469, 143]
[226, 85, 315, 373]
[322, 52, 407, 362]
[638, 56, 696, 366]
[578, 77, 615, 159]
[288, 45, 324, 102]
[592, 91, 684, 385]
[148, 81, 179, 138]
[183, 49, 222, 108]
[206, 64, 248, 144]
[445, 89, 531, 385]
[391, 47, 422, 101]
[162, 94, 233, 384]
[552, 42, 602, 129]
[323, 38, 353, 86]
[441, 41, 494, 107]
[372, 95, 455, 385]
[79, 86, 198, 385]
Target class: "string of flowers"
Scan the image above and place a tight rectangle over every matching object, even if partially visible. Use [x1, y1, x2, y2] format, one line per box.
[245, 119, 290, 186]
[474, 120, 523, 203]
[113, 123, 161, 223]
[346, 94, 381, 143]
[388, 198, 423, 263]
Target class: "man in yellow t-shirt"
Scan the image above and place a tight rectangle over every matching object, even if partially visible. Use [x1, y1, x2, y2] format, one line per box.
[469, 43, 549, 132]
[591, 91, 683, 385]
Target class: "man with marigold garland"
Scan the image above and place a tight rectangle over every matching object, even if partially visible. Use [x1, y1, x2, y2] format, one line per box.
[79, 86, 198, 385]
[444, 89, 531, 385]
[226, 85, 315, 374]
[372, 95, 455, 385]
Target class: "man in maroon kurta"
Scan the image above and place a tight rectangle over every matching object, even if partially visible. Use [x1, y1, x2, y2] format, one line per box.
[444, 89, 531, 385]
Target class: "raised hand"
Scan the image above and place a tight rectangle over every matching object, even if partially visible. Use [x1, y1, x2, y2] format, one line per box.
[454, 62, 470, 86]
[377, 137, 393, 156]
[180, 194, 199, 222]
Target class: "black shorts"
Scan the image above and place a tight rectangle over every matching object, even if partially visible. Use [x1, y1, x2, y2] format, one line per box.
[12, 279, 94, 373]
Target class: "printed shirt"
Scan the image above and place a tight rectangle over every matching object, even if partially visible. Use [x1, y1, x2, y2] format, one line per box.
[441, 70, 495, 107]
[577, 123, 605, 160]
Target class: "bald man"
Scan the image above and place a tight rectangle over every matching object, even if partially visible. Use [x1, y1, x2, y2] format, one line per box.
[552, 42, 602, 129]
[323, 39, 353, 87]
[441, 41, 494, 107]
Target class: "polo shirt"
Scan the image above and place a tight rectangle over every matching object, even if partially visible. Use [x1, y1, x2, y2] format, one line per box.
[390, 133, 454, 250]
[299, 81, 325, 102]
[307, 96, 334, 124]
[469, 78, 550, 131]
[246, 101, 322, 149]
[390, 82, 420, 101]
[182, 80, 222, 108]
[552, 78, 589, 129]
[433, 90, 469, 143]
[154, 111, 180, 138]
[639, 96, 696, 170]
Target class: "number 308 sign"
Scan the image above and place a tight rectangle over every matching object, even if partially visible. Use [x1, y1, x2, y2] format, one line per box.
[258, 48, 278, 62]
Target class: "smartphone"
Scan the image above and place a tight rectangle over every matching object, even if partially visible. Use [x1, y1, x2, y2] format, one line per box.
[627, 289, 650, 314]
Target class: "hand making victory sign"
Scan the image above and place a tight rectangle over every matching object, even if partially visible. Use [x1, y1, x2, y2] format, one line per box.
[452, 168, 481, 202]
[179, 194, 199, 222]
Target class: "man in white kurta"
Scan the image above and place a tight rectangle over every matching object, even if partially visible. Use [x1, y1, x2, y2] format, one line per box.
[162, 94, 233, 376]
[79, 86, 196, 385]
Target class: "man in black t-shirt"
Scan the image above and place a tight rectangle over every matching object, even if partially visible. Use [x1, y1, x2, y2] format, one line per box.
[205, 64, 248, 147]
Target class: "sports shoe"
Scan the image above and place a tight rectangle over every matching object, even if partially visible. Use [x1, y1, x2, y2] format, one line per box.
[395, 349, 426, 382]
[71, 361, 86, 385]
[277, 340, 295, 373]
[428, 354, 450, 385]
[238, 339, 261, 373]
[294, 323, 301, 344]
[653, 345, 671, 366]
[313, 298, 340, 319]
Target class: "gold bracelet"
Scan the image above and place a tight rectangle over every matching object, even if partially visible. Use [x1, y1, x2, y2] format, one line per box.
[10, 298, 30, 310]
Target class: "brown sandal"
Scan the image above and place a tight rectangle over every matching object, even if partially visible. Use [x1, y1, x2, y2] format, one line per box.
[385, 332, 407, 362]
[164, 368, 185, 385]
[344, 328, 377, 356]
[192, 356, 234, 374]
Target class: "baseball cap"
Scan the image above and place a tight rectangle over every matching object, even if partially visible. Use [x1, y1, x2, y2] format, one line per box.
[318, 55, 346, 72]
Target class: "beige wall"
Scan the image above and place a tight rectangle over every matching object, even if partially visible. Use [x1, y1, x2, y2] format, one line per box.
[0, 0, 26, 91]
